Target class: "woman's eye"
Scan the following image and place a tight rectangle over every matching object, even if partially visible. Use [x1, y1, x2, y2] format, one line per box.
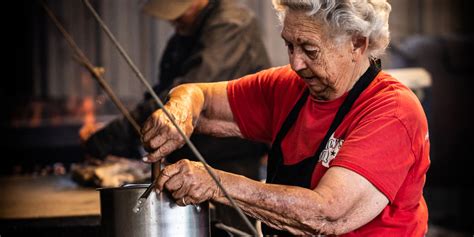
[304, 48, 319, 58]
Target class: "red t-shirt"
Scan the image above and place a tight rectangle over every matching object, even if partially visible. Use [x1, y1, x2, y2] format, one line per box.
[227, 65, 430, 236]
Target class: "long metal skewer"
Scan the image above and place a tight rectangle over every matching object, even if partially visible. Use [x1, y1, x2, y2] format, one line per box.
[39, 0, 161, 208]
[39, 0, 141, 136]
[82, 0, 257, 235]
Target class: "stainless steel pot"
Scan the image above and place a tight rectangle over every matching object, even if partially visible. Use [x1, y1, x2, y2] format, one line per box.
[99, 184, 209, 237]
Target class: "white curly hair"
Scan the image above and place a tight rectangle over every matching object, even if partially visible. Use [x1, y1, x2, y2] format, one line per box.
[273, 0, 391, 58]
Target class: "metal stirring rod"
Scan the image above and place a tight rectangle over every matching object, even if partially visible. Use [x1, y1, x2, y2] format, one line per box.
[133, 160, 161, 213]
[40, 0, 161, 214]
[133, 164, 201, 214]
[133, 176, 158, 214]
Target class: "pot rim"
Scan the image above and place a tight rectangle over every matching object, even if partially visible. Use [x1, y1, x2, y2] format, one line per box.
[96, 183, 149, 191]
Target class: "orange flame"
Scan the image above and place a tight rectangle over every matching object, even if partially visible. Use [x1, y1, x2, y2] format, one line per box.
[79, 96, 97, 140]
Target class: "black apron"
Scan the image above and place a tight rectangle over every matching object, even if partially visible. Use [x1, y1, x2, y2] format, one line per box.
[262, 63, 380, 236]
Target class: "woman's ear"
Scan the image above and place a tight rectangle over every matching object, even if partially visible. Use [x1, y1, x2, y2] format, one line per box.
[351, 35, 369, 60]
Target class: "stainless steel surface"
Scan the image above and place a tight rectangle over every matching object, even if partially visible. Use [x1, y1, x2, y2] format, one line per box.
[133, 178, 158, 214]
[99, 184, 209, 237]
[134, 160, 162, 214]
[138, 178, 158, 202]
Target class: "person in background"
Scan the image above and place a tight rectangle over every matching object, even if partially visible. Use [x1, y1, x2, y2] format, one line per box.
[141, 0, 430, 235]
[81, 0, 270, 233]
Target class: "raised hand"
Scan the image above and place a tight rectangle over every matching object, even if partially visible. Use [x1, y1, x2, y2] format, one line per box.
[141, 98, 196, 162]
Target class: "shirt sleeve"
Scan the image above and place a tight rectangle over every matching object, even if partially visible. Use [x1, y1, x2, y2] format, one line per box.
[331, 116, 415, 202]
[227, 71, 275, 143]
[227, 66, 305, 144]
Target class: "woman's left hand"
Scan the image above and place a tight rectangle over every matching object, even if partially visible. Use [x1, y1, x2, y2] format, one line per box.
[156, 159, 222, 206]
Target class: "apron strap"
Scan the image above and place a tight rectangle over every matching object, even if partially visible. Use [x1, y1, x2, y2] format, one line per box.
[267, 89, 309, 183]
[310, 63, 381, 161]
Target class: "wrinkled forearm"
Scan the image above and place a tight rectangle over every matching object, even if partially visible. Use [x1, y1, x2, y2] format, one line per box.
[166, 84, 205, 127]
[212, 171, 349, 235]
[167, 82, 242, 138]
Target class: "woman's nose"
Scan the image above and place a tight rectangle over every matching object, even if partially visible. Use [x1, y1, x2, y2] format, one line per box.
[290, 52, 307, 72]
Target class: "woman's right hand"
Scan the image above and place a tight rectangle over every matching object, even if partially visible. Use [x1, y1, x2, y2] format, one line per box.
[141, 97, 196, 163]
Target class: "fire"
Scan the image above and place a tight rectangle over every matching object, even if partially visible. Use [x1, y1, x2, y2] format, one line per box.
[79, 96, 97, 141]
[83, 97, 96, 124]
[78, 67, 105, 141]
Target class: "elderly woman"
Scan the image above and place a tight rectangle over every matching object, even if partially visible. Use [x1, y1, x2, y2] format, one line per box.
[141, 0, 430, 235]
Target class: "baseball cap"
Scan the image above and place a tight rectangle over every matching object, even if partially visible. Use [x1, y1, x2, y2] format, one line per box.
[142, 0, 194, 20]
